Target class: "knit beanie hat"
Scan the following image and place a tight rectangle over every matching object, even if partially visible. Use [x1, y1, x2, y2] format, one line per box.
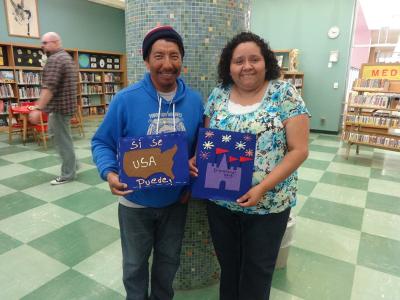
[142, 25, 185, 60]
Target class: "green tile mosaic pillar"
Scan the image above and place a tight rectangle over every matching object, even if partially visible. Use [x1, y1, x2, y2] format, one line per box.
[125, 0, 251, 100]
[125, 0, 251, 289]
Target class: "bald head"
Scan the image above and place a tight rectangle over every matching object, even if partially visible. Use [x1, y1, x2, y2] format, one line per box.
[41, 32, 62, 54]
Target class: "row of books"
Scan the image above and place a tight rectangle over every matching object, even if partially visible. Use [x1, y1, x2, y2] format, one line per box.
[81, 84, 103, 95]
[342, 131, 400, 149]
[82, 96, 102, 107]
[353, 78, 390, 89]
[104, 84, 120, 93]
[349, 94, 390, 108]
[17, 71, 41, 85]
[345, 115, 399, 127]
[105, 94, 114, 104]
[0, 84, 15, 98]
[104, 73, 121, 83]
[19, 87, 40, 99]
[0, 99, 9, 114]
[82, 106, 105, 116]
[284, 78, 303, 87]
[79, 72, 101, 83]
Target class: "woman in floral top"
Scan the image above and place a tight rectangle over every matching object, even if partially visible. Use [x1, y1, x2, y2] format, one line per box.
[190, 32, 310, 300]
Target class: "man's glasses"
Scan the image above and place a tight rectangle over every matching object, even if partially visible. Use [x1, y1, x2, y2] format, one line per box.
[41, 40, 58, 45]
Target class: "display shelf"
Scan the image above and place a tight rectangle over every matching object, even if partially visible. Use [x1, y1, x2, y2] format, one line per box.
[342, 63, 400, 158]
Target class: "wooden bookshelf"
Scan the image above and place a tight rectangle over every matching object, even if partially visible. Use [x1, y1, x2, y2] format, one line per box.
[281, 71, 304, 95]
[342, 63, 400, 157]
[273, 49, 304, 96]
[0, 42, 127, 126]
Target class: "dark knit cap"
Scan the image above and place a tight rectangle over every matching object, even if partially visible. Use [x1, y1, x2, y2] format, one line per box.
[142, 25, 185, 60]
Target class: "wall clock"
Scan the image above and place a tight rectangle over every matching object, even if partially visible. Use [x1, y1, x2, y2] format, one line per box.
[328, 26, 340, 39]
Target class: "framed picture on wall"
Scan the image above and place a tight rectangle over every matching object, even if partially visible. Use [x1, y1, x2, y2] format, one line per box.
[4, 0, 40, 38]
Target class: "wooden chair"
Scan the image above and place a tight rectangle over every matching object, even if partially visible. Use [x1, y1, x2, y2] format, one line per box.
[70, 105, 85, 137]
[8, 105, 36, 144]
[33, 111, 49, 149]
[8, 108, 24, 144]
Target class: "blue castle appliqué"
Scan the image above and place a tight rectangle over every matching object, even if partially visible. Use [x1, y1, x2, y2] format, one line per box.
[204, 154, 241, 191]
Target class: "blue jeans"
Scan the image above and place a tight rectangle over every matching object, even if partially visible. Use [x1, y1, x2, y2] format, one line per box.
[207, 202, 290, 300]
[118, 201, 188, 300]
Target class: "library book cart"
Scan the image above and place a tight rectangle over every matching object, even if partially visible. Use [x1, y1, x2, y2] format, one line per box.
[342, 63, 400, 158]
[0, 42, 127, 143]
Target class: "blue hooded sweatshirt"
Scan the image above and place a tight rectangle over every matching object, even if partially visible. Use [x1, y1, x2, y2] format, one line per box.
[91, 73, 204, 208]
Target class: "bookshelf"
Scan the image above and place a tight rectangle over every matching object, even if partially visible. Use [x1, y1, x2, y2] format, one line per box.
[281, 71, 304, 95]
[342, 65, 400, 157]
[273, 49, 304, 96]
[77, 50, 126, 116]
[0, 42, 127, 126]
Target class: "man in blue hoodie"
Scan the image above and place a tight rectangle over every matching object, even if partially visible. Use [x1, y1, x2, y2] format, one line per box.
[91, 26, 203, 300]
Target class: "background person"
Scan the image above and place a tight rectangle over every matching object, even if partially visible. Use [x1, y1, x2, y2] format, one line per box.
[29, 32, 77, 185]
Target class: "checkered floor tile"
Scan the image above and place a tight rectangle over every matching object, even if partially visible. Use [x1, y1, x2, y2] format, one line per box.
[1, 120, 400, 300]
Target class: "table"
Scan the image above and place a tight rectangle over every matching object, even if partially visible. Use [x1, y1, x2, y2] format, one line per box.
[10, 106, 32, 144]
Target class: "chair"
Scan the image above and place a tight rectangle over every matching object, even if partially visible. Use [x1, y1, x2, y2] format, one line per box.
[8, 108, 24, 143]
[33, 111, 49, 149]
[70, 105, 85, 137]
[8, 106, 35, 144]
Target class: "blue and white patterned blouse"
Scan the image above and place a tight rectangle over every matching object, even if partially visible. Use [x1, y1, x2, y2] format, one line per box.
[204, 80, 310, 215]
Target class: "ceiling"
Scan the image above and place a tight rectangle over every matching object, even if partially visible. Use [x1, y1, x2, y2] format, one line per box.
[88, 0, 124, 10]
[359, 0, 400, 30]
[88, 0, 400, 30]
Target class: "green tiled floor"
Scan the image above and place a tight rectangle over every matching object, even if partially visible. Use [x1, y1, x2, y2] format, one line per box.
[1, 120, 400, 299]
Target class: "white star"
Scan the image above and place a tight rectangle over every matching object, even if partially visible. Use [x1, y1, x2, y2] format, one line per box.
[203, 140, 214, 150]
[235, 141, 246, 150]
[222, 134, 232, 143]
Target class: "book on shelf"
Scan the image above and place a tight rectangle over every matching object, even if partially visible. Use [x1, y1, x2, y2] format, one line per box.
[105, 94, 114, 104]
[0, 70, 14, 82]
[104, 84, 120, 93]
[294, 78, 303, 87]
[104, 72, 121, 82]
[342, 131, 400, 149]
[349, 94, 390, 108]
[353, 78, 390, 90]
[18, 87, 40, 99]
[345, 114, 399, 127]
[96, 107, 105, 114]
[0, 115, 8, 126]
[285, 78, 294, 85]
[17, 70, 41, 84]
[79, 72, 102, 82]
[0, 84, 14, 97]
[81, 84, 103, 94]
[82, 96, 90, 107]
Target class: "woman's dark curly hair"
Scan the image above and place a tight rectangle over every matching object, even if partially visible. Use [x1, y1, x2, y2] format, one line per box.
[218, 31, 281, 87]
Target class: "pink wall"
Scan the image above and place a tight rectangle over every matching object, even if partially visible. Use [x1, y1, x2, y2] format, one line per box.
[350, 2, 371, 69]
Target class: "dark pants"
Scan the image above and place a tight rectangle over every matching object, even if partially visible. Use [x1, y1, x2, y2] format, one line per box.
[118, 202, 188, 300]
[207, 202, 290, 300]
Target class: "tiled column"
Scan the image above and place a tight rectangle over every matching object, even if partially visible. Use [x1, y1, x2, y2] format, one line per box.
[125, 0, 251, 289]
[125, 0, 250, 99]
